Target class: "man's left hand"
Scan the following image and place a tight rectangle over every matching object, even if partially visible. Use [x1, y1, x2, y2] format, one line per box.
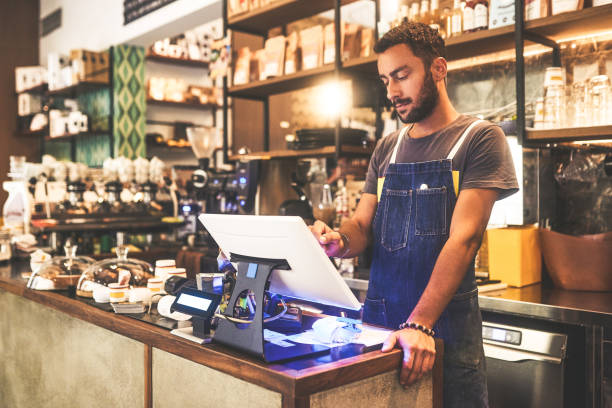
[381, 328, 436, 387]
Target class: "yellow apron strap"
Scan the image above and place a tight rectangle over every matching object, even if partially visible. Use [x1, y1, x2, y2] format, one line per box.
[452, 170, 459, 197]
[377, 177, 385, 202]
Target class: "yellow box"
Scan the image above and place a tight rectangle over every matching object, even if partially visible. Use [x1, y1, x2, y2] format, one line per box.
[487, 226, 541, 287]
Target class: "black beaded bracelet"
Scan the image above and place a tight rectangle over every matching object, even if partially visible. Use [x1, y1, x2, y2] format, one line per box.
[398, 321, 435, 337]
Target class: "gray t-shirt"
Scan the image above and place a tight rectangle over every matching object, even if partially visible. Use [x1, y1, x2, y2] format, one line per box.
[364, 115, 519, 199]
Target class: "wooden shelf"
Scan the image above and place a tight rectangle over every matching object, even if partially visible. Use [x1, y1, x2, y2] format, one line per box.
[146, 99, 219, 110]
[45, 131, 106, 141]
[31, 216, 179, 233]
[525, 3, 612, 41]
[16, 83, 48, 95]
[228, 144, 373, 161]
[47, 81, 109, 97]
[228, 64, 336, 98]
[227, 0, 360, 35]
[526, 125, 612, 143]
[18, 128, 48, 137]
[145, 54, 209, 68]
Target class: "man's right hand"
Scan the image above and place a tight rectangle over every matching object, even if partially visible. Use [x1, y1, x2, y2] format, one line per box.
[309, 220, 344, 257]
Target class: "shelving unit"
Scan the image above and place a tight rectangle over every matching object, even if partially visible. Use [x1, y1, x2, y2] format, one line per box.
[47, 81, 110, 98]
[526, 125, 612, 143]
[227, 0, 361, 34]
[224, 1, 612, 162]
[145, 53, 209, 68]
[146, 98, 219, 110]
[228, 144, 373, 161]
[144, 46, 217, 156]
[16, 83, 48, 95]
[228, 64, 336, 98]
[224, 0, 371, 162]
[14, 65, 113, 162]
[44, 131, 101, 141]
[17, 128, 48, 137]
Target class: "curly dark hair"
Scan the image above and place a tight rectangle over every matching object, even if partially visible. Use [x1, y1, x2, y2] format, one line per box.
[374, 22, 446, 68]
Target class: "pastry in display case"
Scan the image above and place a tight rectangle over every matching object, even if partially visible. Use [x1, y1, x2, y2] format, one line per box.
[76, 245, 154, 300]
[27, 242, 94, 291]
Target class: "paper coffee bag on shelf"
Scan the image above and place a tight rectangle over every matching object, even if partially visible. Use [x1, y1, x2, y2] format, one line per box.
[233, 47, 251, 86]
[300, 25, 324, 70]
[263, 35, 286, 79]
[284, 31, 301, 75]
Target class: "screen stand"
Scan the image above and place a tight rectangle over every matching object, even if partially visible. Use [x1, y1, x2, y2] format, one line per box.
[192, 317, 212, 339]
[213, 254, 289, 360]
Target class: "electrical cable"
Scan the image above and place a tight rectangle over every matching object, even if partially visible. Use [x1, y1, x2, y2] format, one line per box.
[214, 297, 288, 324]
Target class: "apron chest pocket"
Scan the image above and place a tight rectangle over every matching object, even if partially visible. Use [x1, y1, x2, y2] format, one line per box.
[415, 186, 447, 236]
[380, 189, 412, 251]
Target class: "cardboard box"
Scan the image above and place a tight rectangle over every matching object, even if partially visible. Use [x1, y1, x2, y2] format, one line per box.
[70, 50, 109, 83]
[551, 0, 583, 15]
[525, 0, 550, 19]
[228, 0, 249, 17]
[489, 0, 515, 28]
[15, 66, 46, 93]
[18, 94, 42, 116]
[487, 226, 541, 287]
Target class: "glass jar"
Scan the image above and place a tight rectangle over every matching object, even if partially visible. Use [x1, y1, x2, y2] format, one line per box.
[569, 81, 588, 127]
[588, 75, 610, 126]
[76, 245, 154, 298]
[544, 84, 566, 129]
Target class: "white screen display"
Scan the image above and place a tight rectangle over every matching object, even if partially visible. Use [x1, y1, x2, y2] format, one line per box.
[491, 328, 506, 342]
[177, 293, 212, 311]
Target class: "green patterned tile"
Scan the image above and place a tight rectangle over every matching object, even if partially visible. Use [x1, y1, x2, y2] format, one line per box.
[43, 140, 71, 162]
[75, 134, 112, 167]
[113, 45, 146, 159]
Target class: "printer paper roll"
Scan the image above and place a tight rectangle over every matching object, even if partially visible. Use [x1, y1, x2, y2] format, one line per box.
[157, 295, 191, 321]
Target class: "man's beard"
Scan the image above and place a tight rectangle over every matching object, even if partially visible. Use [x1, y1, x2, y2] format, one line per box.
[393, 72, 439, 124]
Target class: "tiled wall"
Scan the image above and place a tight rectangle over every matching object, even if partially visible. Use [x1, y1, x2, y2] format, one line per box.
[113, 44, 147, 159]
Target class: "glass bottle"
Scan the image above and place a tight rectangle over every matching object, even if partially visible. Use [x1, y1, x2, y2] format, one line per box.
[463, 0, 475, 33]
[473, 0, 489, 31]
[429, 0, 442, 33]
[451, 0, 463, 37]
[410, 1, 421, 22]
[441, 7, 452, 38]
[420, 0, 431, 25]
[313, 184, 336, 226]
[544, 84, 566, 129]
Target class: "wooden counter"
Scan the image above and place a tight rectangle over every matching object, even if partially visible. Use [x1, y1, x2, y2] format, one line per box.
[0, 263, 442, 408]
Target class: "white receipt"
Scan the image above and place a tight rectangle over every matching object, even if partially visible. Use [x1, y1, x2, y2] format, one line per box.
[353, 325, 393, 348]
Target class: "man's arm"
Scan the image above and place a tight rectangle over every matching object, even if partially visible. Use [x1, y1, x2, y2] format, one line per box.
[382, 188, 498, 386]
[310, 193, 378, 257]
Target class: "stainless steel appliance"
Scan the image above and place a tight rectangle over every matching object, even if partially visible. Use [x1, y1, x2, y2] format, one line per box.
[483, 322, 567, 408]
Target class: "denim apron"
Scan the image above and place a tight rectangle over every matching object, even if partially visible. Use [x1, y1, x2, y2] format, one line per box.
[364, 120, 489, 408]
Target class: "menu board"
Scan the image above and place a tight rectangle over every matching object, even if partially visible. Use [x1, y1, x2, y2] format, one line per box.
[123, 0, 177, 25]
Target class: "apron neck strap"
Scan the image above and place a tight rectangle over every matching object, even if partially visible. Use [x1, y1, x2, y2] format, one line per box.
[446, 119, 484, 160]
[389, 119, 484, 165]
[389, 125, 412, 165]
